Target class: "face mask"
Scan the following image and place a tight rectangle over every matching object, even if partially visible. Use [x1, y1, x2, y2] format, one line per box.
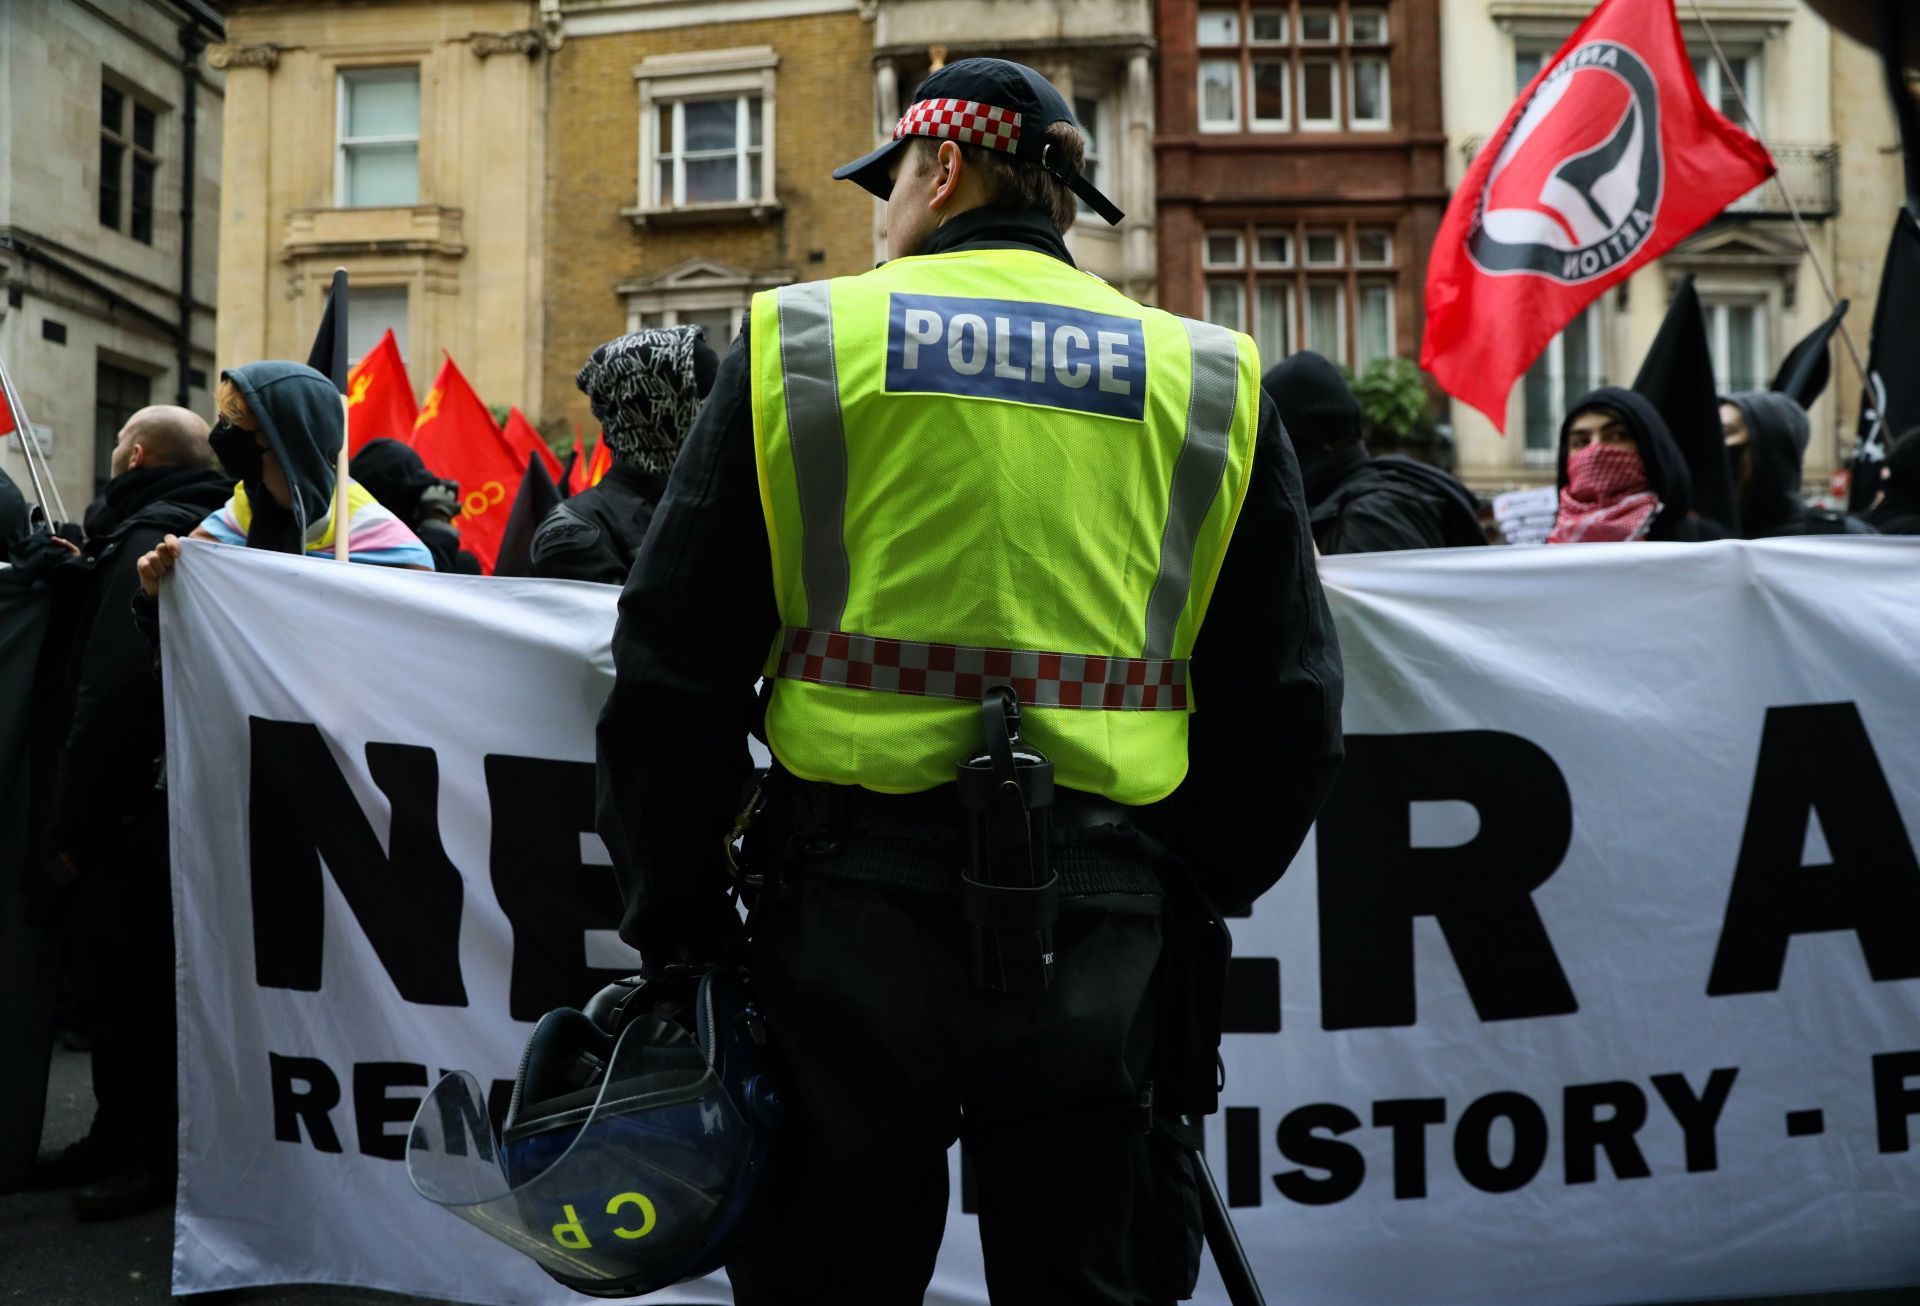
[1548, 441, 1660, 545]
[1565, 441, 1648, 501]
[209, 420, 263, 484]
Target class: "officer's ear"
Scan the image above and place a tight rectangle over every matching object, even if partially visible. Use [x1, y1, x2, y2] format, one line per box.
[930, 139, 967, 211]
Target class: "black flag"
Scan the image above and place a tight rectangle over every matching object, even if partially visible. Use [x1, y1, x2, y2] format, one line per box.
[1770, 297, 1849, 409]
[307, 267, 350, 394]
[491, 451, 562, 578]
[1634, 274, 1739, 534]
[1850, 209, 1920, 512]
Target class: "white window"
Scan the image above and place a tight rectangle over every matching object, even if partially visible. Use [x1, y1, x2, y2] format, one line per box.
[1350, 55, 1390, 128]
[1300, 8, 1338, 42]
[1251, 57, 1290, 128]
[1074, 95, 1104, 217]
[1306, 282, 1346, 362]
[619, 257, 790, 346]
[1522, 306, 1603, 463]
[337, 68, 420, 208]
[1254, 281, 1295, 365]
[635, 305, 743, 346]
[1357, 281, 1395, 368]
[1254, 230, 1294, 266]
[1691, 52, 1759, 131]
[1197, 10, 1241, 44]
[1251, 8, 1288, 42]
[1354, 228, 1393, 265]
[635, 47, 779, 215]
[1199, 59, 1242, 131]
[1301, 57, 1340, 129]
[1704, 299, 1767, 393]
[1206, 280, 1247, 331]
[1304, 230, 1343, 266]
[1515, 49, 1549, 93]
[346, 286, 409, 365]
[1204, 230, 1244, 267]
[1349, 8, 1389, 43]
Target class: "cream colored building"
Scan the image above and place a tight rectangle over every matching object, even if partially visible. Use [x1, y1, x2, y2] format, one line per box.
[1441, 0, 1905, 498]
[0, 0, 223, 517]
[214, 0, 550, 426]
[867, 0, 1159, 301]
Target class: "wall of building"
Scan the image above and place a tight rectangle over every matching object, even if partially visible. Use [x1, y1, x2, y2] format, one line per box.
[216, 1, 544, 426]
[0, 0, 222, 516]
[542, 4, 876, 444]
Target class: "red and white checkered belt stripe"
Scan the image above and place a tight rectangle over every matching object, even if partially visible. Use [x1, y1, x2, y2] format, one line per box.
[892, 97, 1023, 154]
[777, 627, 1189, 711]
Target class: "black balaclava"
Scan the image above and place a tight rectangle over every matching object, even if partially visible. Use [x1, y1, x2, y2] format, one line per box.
[216, 361, 345, 554]
[1723, 390, 1813, 539]
[1556, 386, 1697, 540]
[351, 437, 452, 525]
[1261, 350, 1364, 504]
[574, 326, 719, 476]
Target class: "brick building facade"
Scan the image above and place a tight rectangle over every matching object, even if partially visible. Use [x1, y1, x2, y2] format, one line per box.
[543, 1, 878, 445]
[1154, 0, 1447, 376]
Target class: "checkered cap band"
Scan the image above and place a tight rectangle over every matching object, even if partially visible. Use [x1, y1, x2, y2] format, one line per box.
[778, 628, 1189, 712]
[892, 98, 1023, 154]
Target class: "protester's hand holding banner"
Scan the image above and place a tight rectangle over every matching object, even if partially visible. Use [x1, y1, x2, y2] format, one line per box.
[163, 538, 1920, 1304]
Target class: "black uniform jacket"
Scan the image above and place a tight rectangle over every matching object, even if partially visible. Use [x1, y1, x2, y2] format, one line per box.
[530, 464, 668, 586]
[596, 206, 1345, 954]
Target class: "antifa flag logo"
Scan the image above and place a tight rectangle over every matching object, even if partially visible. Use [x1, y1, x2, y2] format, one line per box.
[1469, 41, 1663, 283]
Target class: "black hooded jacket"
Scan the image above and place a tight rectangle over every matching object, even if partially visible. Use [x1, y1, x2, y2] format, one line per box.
[1304, 443, 1486, 553]
[54, 463, 231, 865]
[530, 464, 668, 586]
[1558, 387, 1728, 542]
[351, 438, 481, 574]
[1724, 391, 1876, 538]
[1864, 428, 1920, 536]
[215, 360, 349, 551]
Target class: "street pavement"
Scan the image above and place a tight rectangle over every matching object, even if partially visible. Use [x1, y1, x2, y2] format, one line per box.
[3, 1047, 1916, 1305]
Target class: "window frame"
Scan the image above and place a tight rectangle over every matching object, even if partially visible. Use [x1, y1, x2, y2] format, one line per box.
[1702, 296, 1769, 395]
[1073, 92, 1115, 221]
[1200, 219, 1399, 369]
[335, 65, 422, 209]
[1196, 0, 1393, 134]
[1690, 48, 1761, 133]
[1521, 304, 1606, 465]
[654, 95, 766, 209]
[99, 74, 161, 244]
[635, 47, 780, 216]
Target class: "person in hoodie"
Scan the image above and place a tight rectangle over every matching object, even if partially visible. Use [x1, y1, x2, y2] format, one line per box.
[1262, 350, 1484, 554]
[29, 407, 231, 1220]
[529, 326, 718, 585]
[1548, 387, 1729, 544]
[1721, 391, 1877, 537]
[1864, 426, 1920, 535]
[350, 437, 482, 574]
[133, 361, 433, 602]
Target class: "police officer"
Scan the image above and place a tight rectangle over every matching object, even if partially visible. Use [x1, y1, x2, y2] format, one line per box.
[596, 59, 1343, 1304]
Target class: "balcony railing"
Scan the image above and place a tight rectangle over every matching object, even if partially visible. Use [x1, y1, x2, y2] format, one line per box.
[1457, 138, 1839, 220]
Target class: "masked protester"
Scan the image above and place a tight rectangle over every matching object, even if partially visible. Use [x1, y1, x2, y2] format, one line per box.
[529, 326, 719, 585]
[1864, 426, 1920, 535]
[350, 438, 482, 574]
[1264, 350, 1484, 553]
[1548, 387, 1729, 544]
[1721, 391, 1877, 538]
[133, 362, 433, 608]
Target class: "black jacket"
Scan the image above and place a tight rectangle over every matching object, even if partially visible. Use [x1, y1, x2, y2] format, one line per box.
[1724, 391, 1877, 538]
[1307, 443, 1485, 554]
[595, 206, 1345, 955]
[54, 464, 231, 866]
[530, 464, 668, 586]
[1864, 429, 1920, 535]
[1558, 387, 1729, 542]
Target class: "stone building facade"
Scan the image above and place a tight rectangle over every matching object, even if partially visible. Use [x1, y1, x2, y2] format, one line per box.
[1155, 0, 1450, 377]
[214, 0, 549, 428]
[1440, 0, 1905, 494]
[0, 0, 224, 514]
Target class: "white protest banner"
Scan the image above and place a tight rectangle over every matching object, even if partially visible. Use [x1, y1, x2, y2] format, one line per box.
[165, 537, 1920, 1305]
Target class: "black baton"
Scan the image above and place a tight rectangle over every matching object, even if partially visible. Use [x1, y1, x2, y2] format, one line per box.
[1195, 1141, 1266, 1306]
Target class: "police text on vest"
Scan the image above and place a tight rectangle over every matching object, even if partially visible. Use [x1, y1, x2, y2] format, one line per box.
[885, 293, 1148, 420]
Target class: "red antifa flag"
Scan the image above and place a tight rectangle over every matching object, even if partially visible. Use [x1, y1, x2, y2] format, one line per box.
[1422, 0, 1773, 430]
[410, 355, 520, 573]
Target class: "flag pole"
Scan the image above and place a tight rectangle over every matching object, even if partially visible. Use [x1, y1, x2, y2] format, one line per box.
[1687, 0, 1869, 413]
[0, 354, 66, 526]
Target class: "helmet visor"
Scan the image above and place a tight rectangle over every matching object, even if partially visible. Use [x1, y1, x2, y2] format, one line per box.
[406, 1017, 753, 1294]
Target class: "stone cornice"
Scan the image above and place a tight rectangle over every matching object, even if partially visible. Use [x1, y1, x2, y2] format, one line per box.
[207, 43, 279, 71]
[470, 30, 543, 59]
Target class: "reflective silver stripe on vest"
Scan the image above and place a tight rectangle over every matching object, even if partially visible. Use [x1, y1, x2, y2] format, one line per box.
[778, 627, 1189, 712]
[777, 282, 852, 632]
[1142, 319, 1242, 660]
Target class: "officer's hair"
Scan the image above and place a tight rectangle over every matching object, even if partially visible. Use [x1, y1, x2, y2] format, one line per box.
[910, 121, 1084, 235]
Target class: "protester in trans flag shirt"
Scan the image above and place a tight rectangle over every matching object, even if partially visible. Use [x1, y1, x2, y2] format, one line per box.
[530, 325, 718, 585]
[1548, 387, 1729, 544]
[1864, 427, 1920, 536]
[1262, 349, 1484, 554]
[134, 361, 432, 606]
[351, 437, 482, 574]
[1721, 391, 1876, 538]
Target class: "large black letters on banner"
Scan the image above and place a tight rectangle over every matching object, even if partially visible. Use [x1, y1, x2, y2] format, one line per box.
[249, 718, 467, 1006]
[1707, 703, 1920, 995]
[1874, 1050, 1920, 1153]
[1563, 1080, 1652, 1184]
[269, 1053, 344, 1153]
[1273, 1103, 1365, 1205]
[485, 755, 634, 1022]
[1317, 731, 1577, 1029]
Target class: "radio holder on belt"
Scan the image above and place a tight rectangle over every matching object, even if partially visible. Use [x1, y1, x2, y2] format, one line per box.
[956, 686, 1060, 993]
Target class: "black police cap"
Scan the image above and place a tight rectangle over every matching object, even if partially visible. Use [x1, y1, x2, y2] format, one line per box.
[833, 57, 1124, 225]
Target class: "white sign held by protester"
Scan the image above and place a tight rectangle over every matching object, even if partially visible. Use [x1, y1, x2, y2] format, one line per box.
[164, 538, 1920, 1305]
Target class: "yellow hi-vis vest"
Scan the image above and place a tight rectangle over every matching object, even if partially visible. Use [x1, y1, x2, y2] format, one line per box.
[749, 247, 1259, 804]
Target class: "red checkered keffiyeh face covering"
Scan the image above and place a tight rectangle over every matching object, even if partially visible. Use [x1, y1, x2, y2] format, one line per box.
[1547, 442, 1661, 544]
